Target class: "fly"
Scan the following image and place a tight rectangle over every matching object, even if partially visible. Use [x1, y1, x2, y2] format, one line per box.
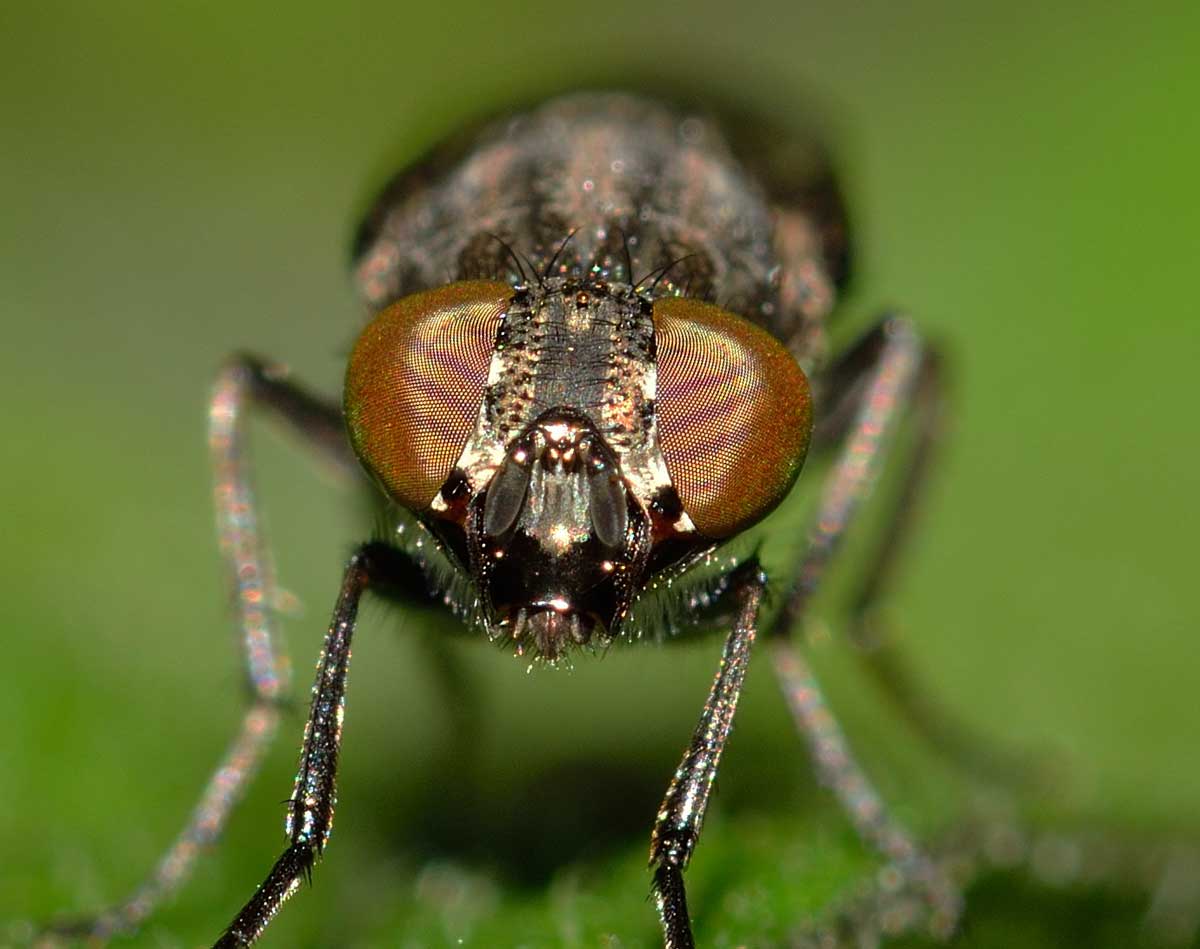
[40, 92, 964, 947]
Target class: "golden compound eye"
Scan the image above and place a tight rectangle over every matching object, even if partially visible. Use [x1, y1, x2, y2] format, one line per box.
[344, 280, 510, 511]
[653, 297, 813, 538]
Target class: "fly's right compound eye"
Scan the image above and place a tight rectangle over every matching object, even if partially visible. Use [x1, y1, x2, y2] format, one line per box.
[653, 297, 813, 538]
[344, 280, 510, 512]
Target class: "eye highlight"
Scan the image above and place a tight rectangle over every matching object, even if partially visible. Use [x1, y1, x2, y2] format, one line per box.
[653, 297, 813, 538]
[344, 280, 510, 511]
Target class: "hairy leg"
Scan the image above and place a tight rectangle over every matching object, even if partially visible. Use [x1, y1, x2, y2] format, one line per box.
[213, 541, 417, 947]
[650, 562, 768, 948]
[772, 317, 962, 931]
[813, 324, 1031, 785]
[43, 355, 355, 941]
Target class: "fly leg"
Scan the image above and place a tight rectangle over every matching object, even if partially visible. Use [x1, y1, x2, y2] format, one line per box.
[650, 562, 768, 949]
[810, 322, 1034, 784]
[213, 540, 411, 948]
[41, 355, 359, 942]
[770, 317, 962, 934]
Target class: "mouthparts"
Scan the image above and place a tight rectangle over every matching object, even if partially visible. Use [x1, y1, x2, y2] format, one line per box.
[500, 605, 600, 661]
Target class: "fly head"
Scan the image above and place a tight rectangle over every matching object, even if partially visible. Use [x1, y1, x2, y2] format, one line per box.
[344, 275, 815, 662]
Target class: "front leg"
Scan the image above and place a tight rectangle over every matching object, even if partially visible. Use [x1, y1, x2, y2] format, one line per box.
[213, 540, 419, 947]
[650, 562, 767, 948]
[39, 354, 356, 944]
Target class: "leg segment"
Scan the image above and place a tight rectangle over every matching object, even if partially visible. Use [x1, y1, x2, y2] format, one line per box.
[212, 354, 356, 703]
[771, 317, 962, 929]
[651, 563, 767, 949]
[43, 355, 353, 942]
[213, 541, 410, 948]
[771, 643, 962, 933]
[808, 322, 1029, 783]
[786, 317, 927, 615]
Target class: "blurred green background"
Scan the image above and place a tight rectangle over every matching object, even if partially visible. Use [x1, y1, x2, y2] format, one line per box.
[2, 2, 1198, 947]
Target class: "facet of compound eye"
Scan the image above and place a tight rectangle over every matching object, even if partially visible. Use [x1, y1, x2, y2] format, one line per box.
[344, 280, 510, 511]
[653, 297, 813, 538]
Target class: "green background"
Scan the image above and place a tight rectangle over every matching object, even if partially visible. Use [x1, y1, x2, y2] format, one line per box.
[2, 2, 1197, 946]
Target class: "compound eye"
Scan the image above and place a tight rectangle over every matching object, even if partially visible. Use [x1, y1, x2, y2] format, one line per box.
[345, 280, 510, 511]
[653, 297, 813, 538]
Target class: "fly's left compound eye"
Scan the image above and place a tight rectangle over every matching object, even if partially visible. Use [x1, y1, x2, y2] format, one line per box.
[344, 280, 510, 511]
[653, 297, 813, 538]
